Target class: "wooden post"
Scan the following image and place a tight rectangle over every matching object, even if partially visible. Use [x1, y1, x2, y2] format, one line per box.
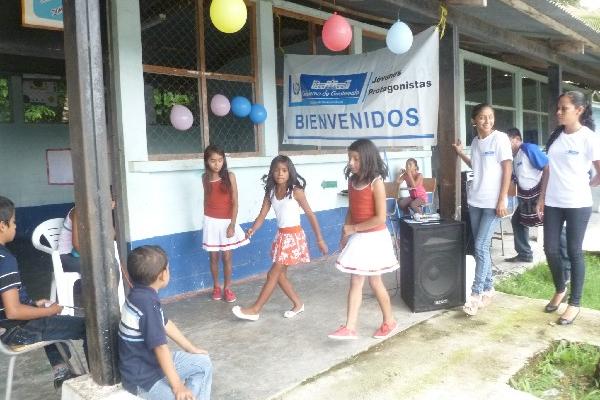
[547, 64, 562, 139]
[62, 0, 121, 385]
[436, 26, 461, 220]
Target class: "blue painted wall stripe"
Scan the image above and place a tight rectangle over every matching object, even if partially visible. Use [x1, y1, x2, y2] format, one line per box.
[130, 207, 347, 299]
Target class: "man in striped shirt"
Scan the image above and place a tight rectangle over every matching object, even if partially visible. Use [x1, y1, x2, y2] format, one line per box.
[0, 196, 86, 389]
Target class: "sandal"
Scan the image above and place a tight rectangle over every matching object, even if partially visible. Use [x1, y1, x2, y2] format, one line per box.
[463, 295, 483, 316]
[481, 288, 496, 308]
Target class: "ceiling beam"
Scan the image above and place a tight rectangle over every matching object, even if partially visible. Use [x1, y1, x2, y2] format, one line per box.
[384, 0, 600, 86]
[550, 40, 585, 55]
[0, 37, 64, 59]
[446, 0, 487, 6]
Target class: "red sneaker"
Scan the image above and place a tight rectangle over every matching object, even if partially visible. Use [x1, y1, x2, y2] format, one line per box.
[373, 321, 397, 339]
[223, 288, 237, 303]
[328, 326, 357, 340]
[211, 287, 222, 301]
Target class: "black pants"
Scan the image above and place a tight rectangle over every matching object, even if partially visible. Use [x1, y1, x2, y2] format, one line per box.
[543, 206, 591, 306]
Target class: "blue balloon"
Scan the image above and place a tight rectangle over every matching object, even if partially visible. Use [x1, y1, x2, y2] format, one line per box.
[249, 104, 267, 124]
[386, 20, 413, 55]
[231, 96, 252, 117]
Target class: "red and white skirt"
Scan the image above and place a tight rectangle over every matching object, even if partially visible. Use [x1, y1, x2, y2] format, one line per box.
[271, 226, 310, 266]
[336, 228, 399, 276]
[202, 215, 249, 252]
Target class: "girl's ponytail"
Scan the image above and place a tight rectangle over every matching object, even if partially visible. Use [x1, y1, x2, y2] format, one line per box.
[581, 104, 596, 132]
[545, 125, 563, 152]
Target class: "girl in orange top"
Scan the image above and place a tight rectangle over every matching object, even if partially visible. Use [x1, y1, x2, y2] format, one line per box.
[329, 139, 399, 341]
[202, 145, 249, 303]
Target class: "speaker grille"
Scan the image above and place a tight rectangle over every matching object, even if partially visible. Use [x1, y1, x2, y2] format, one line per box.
[400, 219, 465, 312]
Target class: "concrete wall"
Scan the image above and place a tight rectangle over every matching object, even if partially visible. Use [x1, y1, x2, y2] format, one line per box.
[0, 75, 73, 237]
[109, 0, 433, 298]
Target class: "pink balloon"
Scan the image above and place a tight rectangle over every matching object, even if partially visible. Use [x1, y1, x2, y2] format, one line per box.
[322, 13, 352, 52]
[170, 105, 193, 131]
[210, 94, 231, 117]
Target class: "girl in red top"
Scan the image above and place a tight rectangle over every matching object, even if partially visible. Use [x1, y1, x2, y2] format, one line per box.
[329, 139, 399, 341]
[396, 158, 428, 214]
[202, 145, 249, 303]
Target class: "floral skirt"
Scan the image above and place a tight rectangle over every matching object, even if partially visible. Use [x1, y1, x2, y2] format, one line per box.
[271, 226, 310, 266]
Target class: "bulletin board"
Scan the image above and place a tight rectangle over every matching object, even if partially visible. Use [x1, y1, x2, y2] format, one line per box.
[46, 148, 73, 185]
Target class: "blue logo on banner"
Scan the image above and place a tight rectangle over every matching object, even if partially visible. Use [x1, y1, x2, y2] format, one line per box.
[33, 0, 63, 21]
[288, 73, 368, 106]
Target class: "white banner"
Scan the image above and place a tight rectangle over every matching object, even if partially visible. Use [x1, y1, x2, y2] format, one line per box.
[283, 26, 439, 147]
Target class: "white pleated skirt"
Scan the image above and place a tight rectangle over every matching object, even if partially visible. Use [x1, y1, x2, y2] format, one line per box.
[202, 215, 249, 252]
[336, 228, 399, 276]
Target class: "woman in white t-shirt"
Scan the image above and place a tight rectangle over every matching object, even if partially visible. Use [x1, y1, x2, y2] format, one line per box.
[537, 91, 600, 325]
[453, 103, 513, 316]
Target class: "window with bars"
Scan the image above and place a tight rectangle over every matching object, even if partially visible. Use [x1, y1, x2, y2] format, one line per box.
[0, 76, 11, 123]
[463, 61, 515, 145]
[140, 0, 257, 158]
[273, 9, 351, 152]
[22, 77, 68, 124]
[522, 77, 548, 145]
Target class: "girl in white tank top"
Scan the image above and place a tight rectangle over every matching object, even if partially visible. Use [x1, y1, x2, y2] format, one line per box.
[232, 156, 328, 321]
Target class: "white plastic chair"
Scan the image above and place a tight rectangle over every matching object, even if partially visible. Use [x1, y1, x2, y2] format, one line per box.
[32, 218, 78, 313]
[31, 219, 125, 316]
[0, 327, 86, 400]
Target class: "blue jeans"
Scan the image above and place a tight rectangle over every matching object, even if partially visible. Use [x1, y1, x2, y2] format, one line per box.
[543, 206, 591, 306]
[138, 352, 213, 400]
[469, 207, 498, 295]
[0, 315, 87, 367]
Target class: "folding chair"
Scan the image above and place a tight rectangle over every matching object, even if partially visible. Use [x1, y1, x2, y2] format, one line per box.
[0, 327, 86, 400]
[422, 177, 437, 214]
[493, 182, 518, 256]
[384, 182, 401, 258]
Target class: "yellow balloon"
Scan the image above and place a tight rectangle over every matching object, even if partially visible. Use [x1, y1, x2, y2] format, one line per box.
[210, 0, 247, 34]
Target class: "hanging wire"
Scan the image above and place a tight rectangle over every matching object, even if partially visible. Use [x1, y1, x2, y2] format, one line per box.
[437, 2, 448, 39]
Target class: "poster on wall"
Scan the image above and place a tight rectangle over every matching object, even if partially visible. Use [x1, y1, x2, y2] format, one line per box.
[283, 26, 439, 147]
[46, 149, 73, 185]
[23, 79, 59, 107]
[21, 0, 64, 30]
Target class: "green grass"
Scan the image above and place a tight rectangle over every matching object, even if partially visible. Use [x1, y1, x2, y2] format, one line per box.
[496, 254, 600, 310]
[510, 340, 600, 400]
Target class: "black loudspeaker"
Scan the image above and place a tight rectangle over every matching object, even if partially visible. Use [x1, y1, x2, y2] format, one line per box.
[461, 171, 475, 256]
[400, 219, 465, 312]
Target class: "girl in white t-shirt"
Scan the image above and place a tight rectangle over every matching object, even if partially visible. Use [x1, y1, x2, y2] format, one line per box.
[537, 91, 600, 325]
[453, 103, 513, 316]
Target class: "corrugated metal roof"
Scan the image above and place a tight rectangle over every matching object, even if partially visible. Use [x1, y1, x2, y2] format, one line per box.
[548, 0, 600, 33]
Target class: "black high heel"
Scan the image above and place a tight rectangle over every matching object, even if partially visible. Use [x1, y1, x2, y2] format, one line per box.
[544, 290, 567, 313]
[557, 307, 580, 325]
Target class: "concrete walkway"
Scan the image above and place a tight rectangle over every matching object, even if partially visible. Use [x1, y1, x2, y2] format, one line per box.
[276, 292, 600, 400]
[1, 213, 598, 399]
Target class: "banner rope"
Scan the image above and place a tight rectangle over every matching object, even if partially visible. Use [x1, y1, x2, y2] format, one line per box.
[437, 3, 448, 39]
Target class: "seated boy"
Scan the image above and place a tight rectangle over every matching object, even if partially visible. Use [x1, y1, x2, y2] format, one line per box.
[118, 245, 212, 400]
[0, 196, 87, 389]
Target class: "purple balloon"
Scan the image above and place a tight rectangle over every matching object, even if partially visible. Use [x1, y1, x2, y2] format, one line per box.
[170, 105, 193, 131]
[210, 94, 230, 117]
